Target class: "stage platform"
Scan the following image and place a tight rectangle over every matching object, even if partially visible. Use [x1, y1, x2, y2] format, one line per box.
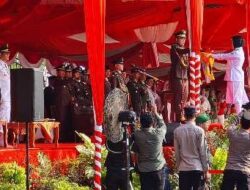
[0, 143, 79, 165]
[0, 143, 175, 171]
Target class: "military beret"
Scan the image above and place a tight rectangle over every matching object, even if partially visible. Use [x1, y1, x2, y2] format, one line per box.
[65, 64, 73, 72]
[73, 66, 83, 73]
[175, 30, 187, 38]
[113, 57, 124, 65]
[82, 68, 89, 75]
[196, 114, 210, 125]
[56, 64, 66, 71]
[0, 43, 10, 53]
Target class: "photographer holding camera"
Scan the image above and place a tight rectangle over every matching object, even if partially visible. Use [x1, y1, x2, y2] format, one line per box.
[133, 105, 167, 190]
[105, 111, 136, 190]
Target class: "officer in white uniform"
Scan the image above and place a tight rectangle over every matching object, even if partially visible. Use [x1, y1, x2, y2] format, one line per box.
[0, 44, 11, 146]
[212, 36, 249, 114]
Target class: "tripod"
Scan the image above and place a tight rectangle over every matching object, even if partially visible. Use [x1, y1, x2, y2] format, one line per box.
[122, 122, 134, 190]
[25, 122, 30, 190]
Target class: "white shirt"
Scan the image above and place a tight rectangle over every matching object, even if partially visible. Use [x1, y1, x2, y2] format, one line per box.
[0, 59, 10, 102]
[174, 121, 209, 172]
[226, 125, 250, 174]
[213, 47, 245, 82]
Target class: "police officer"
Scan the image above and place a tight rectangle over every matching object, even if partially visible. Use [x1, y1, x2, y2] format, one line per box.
[64, 64, 74, 96]
[139, 70, 148, 112]
[54, 64, 73, 142]
[127, 68, 143, 116]
[71, 67, 94, 140]
[0, 44, 11, 147]
[170, 30, 190, 122]
[110, 58, 128, 93]
[65, 64, 73, 81]
[82, 69, 94, 137]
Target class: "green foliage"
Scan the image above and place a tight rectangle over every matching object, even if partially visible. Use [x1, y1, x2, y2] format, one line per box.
[36, 178, 90, 190]
[75, 131, 95, 152]
[210, 148, 228, 190]
[0, 183, 26, 190]
[208, 114, 238, 189]
[0, 162, 26, 185]
[210, 174, 223, 190]
[75, 131, 108, 188]
[0, 162, 26, 189]
[36, 152, 53, 178]
[168, 173, 179, 190]
[132, 172, 141, 190]
[212, 148, 228, 170]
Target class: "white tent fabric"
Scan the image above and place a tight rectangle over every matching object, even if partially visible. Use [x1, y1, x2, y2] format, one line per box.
[8, 52, 57, 76]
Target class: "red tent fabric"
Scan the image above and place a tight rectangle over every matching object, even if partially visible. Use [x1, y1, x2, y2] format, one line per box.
[0, 0, 248, 66]
[83, 1, 105, 189]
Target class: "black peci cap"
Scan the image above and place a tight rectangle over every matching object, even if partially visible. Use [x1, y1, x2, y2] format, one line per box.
[232, 35, 244, 48]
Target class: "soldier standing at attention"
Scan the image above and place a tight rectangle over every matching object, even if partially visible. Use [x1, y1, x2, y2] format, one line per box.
[71, 67, 94, 140]
[65, 64, 73, 81]
[0, 44, 11, 147]
[170, 30, 190, 122]
[82, 70, 94, 137]
[127, 68, 143, 117]
[110, 58, 128, 93]
[64, 64, 74, 98]
[54, 64, 72, 142]
[139, 71, 148, 113]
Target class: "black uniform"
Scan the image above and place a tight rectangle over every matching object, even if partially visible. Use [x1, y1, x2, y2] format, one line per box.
[44, 85, 56, 118]
[64, 78, 74, 96]
[170, 43, 190, 122]
[105, 78, 112, 98]
[139, 81, 148, 112]
[54, 77, 73, 142]
[127, 79, 142, 116]
[71, 79, 94, 140]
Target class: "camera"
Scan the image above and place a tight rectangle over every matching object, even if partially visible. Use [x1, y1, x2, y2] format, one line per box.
[118, 111, 136, 124]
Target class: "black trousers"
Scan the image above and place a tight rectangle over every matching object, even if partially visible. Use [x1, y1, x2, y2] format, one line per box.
[179, 170, 204, 190]
[173, 79, 189, 122]
[221, 169, 249, 190]
[105, 168, 133, 190]
[139, 166, 166, 190]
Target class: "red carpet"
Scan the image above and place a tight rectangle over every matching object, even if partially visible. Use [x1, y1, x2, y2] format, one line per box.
[0, 143, 79, 166]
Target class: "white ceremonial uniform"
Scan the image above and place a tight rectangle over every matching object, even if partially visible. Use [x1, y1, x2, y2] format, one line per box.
[213, 47, 249, 114]
[0, 59, 11, 134]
